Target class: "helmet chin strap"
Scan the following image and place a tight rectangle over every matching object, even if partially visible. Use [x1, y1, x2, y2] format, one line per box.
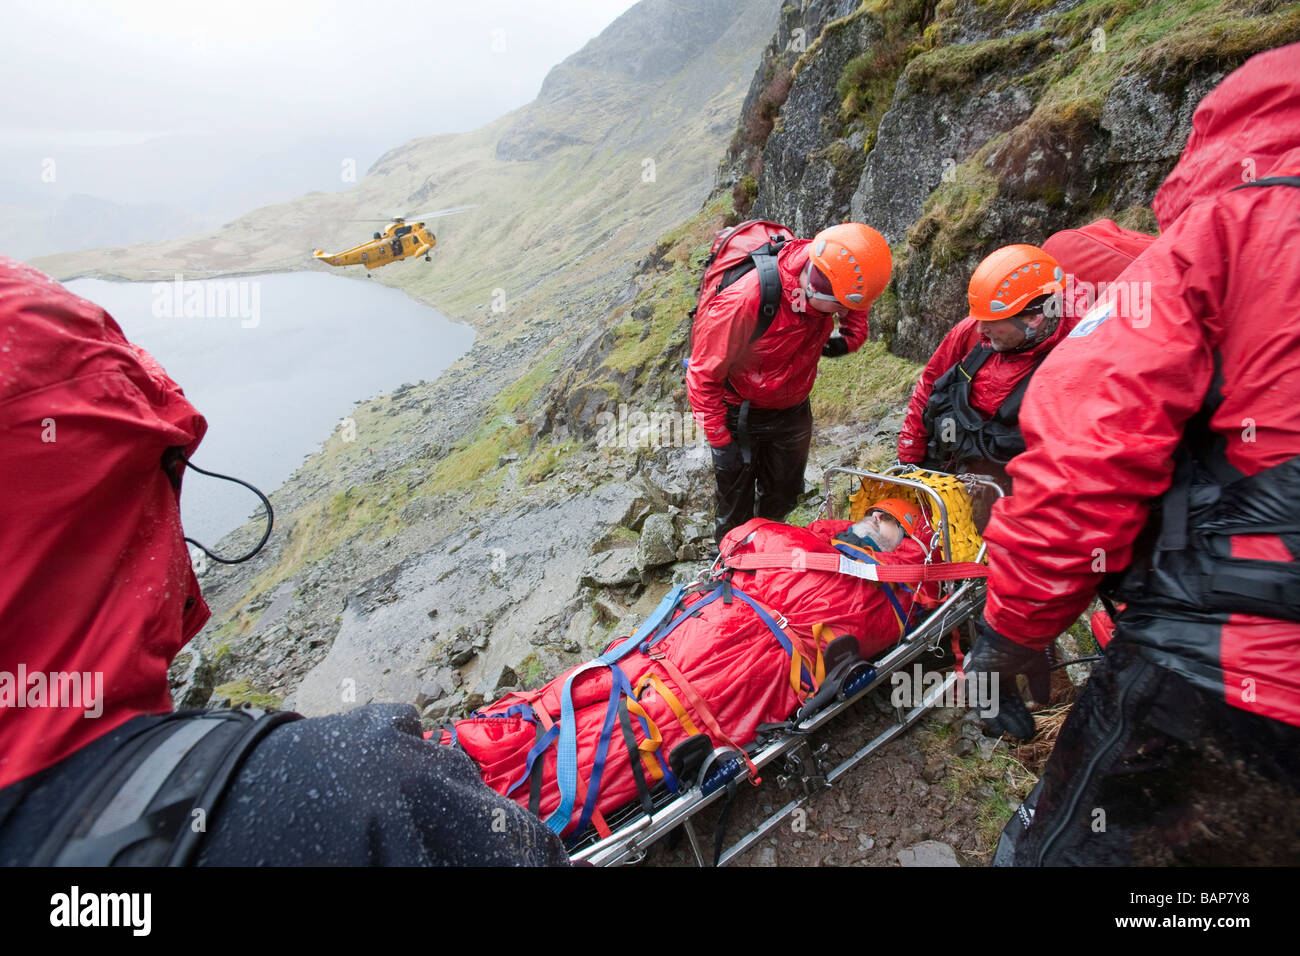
[1008, 313, 1035, 342]
[1003, 311, 1059, 352]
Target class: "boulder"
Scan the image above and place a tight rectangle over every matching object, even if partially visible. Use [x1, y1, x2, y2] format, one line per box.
[580, 548, 641, 588]
[897, 840, 962, 867]
[634, 513, 680, 571]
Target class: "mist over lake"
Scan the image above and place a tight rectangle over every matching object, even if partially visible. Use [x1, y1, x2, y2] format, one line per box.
[67, 272, 474, 546]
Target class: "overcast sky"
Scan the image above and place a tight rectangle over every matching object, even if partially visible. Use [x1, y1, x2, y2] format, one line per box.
[0, 0, 640, 226]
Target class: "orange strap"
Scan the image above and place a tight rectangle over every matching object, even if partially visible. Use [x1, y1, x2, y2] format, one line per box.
[634, 673, 703, 737]
[625, 698, 665, 783]
[810, 623, 835, 687]
[788, 649, 803, 698]
[652, 657, 760, 784]
[741, 589, 822, 700]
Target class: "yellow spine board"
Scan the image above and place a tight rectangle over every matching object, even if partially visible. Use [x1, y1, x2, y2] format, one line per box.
[848, 470, 983, 563]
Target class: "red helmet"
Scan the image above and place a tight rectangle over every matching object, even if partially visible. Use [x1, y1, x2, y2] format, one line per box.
[808, 223, 892, 310]
[967, 244, 1063, 321]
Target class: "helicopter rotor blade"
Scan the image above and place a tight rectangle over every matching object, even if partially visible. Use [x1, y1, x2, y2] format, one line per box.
[397, 204, 477, 221]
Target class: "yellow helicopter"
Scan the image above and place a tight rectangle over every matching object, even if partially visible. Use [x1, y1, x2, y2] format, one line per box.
[312, 205, 473, 276]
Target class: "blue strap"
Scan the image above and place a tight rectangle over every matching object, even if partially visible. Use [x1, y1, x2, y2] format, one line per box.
[505, 724, 559, 797]
[470, 703, 537, 721]
[643, 583, 725, 651]
[833, 542, 912, 633]
[729, 585, 814, 691]
[626, 583, 689, 650]
[546, 583, 691, 834]
[572, 666, 633, 838]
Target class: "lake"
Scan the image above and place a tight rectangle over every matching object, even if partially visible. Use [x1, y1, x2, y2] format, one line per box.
[66, 272, 474, 546]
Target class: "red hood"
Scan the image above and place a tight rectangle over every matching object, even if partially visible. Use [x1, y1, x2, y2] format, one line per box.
[1153, 42, 1300, 229]
[0, 258, 209, 788]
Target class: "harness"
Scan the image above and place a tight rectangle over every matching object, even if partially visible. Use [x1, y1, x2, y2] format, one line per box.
[28, 707, 301, 866]
[489, 522, 946, 843]
[921, 342, 1046, 468]
[1106, 362, 1300, 628]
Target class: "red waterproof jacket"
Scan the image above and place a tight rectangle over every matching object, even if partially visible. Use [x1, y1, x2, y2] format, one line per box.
[982, 42, 1300, 727]
[898, 221, 1156, 463]
[687, 240, 868, 447]
[448, 516, 927, 833]
[0, 258, 209, 789]
[897, 315, 1075, 464]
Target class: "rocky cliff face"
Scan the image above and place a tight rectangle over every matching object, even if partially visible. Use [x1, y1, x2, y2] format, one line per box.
[729, 0, 1300, 359]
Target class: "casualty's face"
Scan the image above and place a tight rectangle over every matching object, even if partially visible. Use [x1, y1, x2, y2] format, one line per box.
[855, 511, 904, 552]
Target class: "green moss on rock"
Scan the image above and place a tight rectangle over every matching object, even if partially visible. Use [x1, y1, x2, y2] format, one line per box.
[213, 679, 282, 709]
[902, 30, 1051, 96]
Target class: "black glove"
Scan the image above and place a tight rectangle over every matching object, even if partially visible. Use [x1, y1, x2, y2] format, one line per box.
[963, 618, 1052, 741]
[822, 334, 849, 358]
[711, 437, 741, 468]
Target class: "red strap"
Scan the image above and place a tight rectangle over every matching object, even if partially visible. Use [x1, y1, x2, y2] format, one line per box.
[725, 551, 988, 582]
[653, 657, 761, 785]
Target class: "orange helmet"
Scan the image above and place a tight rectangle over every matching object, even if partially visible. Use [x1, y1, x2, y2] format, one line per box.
[967, 244, 1063, 321]
[808, 223, 892, 310]
[867, 498, 924, 540]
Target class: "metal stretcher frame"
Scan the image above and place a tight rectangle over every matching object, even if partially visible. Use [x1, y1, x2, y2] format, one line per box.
[569, 468, 1003, 867]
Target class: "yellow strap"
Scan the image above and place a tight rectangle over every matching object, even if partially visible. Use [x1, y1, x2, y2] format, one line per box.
[625, 699, 662, 754]
[811, 622, 835, 687]
[625, 698, 664, 783]
[635, 673, 702, 737]
[789, 651, 803, 697]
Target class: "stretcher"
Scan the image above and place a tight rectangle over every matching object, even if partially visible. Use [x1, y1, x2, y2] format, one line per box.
[566, 467, 1003, 866]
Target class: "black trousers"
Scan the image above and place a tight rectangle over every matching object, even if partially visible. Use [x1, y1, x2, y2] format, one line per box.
[994, 638, 1300, 866]
[712, 399, 813, 544]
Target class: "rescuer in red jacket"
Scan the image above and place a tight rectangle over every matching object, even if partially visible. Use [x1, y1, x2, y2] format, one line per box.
[965, 42, 1300, 866]
[688, 223, 892, 544]
[898, 223, 1157, 485]
[897, 244, 1068, 486]
[0, 257, 569, 866]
